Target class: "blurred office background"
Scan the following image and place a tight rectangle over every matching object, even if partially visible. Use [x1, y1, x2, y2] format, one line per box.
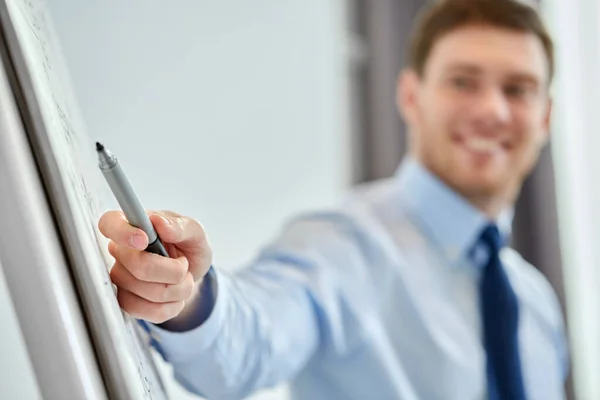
[1, 0, 599, 399]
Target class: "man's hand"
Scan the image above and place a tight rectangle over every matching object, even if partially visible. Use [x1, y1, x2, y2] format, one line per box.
[98, 210, 213, 324]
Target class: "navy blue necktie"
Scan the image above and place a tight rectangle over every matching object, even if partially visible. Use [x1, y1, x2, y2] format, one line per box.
[479, 224, 527, 400]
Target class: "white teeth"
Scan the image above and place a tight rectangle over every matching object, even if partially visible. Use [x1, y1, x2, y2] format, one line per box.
[463, 137, 501, 153]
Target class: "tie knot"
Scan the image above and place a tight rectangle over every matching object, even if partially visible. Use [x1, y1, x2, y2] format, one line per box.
[479, 224, 503, 253]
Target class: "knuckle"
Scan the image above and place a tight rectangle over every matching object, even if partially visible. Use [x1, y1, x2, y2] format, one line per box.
[144, 284, 161, 303]
[128, 255, 150, 281]
[205, 238, 213, 254]
[157, 285, 170, 303]
[195, 220, 207, 239]
[107, 241, 118, 257]
[175, 258, 189, 282]
[184, 274, 195, 298]
[173, 217, 186, 240]
[109, 264, 122, 286]
[137, 267, 152, 282]
[154, 304, 173, 324]
[203, 245, 213, 264]
[117, 290, 135, 313]
[197, 223, 211, 249]
[156, 209, 179, 218]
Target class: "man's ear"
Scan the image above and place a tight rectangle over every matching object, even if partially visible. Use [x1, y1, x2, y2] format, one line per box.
[541, 96, 553, 145]
[397, 69, 420, 126]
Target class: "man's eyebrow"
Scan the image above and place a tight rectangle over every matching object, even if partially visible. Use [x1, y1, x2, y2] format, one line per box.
[443, 63, 543, 85]
[443, 63, 483, 74]
[504, 72, 541, 86]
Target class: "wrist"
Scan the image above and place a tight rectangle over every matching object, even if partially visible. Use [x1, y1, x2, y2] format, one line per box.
[156, 266, 217, 332]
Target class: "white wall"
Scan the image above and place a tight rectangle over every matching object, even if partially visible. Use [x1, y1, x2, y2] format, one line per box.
[47, 1, 352, 399]
[542, 1, 600, 399]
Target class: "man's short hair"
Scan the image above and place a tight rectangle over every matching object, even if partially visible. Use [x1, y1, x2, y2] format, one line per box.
[408, 0, 554, 83]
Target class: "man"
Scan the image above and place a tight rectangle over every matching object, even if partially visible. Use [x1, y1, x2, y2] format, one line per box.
[98, 0, 569, 398]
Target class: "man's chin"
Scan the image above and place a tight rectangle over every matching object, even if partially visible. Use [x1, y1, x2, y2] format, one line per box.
[450, 169, 509, 200]
[423, 157, 510, 199]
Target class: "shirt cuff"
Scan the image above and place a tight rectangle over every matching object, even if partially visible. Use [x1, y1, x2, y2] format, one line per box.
[138, 266, 229, 364]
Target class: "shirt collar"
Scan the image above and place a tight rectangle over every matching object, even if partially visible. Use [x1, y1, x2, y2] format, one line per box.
[395, 156, 514, 266]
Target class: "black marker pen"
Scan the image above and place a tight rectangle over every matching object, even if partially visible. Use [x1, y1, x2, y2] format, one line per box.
[96, 142, 168, 257]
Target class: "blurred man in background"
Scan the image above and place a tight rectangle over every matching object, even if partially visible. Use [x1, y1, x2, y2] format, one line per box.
[99, 0, 568, 398]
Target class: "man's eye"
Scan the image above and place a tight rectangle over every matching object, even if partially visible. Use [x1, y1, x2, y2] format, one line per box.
[452, 76, 474, 89]
[504, 84, 528, 98]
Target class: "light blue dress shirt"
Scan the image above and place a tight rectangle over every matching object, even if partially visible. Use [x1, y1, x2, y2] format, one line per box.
[144, 157, 569, 400]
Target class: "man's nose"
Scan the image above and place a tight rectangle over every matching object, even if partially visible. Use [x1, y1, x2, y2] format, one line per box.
[474, 87, 511, 128]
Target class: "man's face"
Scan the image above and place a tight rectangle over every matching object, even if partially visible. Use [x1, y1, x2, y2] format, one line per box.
[399, 25, 552, 208]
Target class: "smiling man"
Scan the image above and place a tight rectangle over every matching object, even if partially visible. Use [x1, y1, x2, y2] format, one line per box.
[99, 0, 568, 399]
[401, 6, 553, 219]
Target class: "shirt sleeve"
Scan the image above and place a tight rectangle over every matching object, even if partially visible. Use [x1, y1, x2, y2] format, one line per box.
[139, 212, 373, 400]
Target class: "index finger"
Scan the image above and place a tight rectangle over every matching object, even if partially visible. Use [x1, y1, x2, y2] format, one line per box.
[98, 210, 149, 250]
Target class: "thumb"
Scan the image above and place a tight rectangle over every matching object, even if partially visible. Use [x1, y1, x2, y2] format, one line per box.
[148, 210, 212, 282]
[149, 212, 175, 242]
[148, 211, 207, 247]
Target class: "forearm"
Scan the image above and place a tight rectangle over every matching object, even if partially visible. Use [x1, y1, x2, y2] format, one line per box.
[142, 213, 368, 398]
[144, 264, 320, 399]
